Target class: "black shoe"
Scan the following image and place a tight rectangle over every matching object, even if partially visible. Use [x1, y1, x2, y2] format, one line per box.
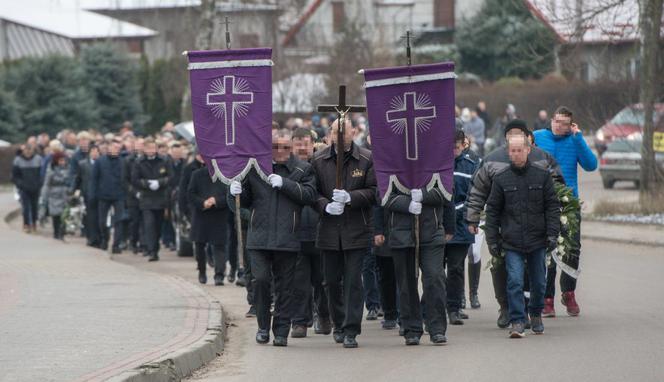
[531, 316, 544, 334]
[256, 329, 269, 344]
[227, 270, 236, 284]
[430, 334, 447, 345]
[497, 309, 510, 329]
[449, 311, 464, 325]
[509, 322, 525, 338]
[100, 241, 109, 251]
[245, 306, 257, 318]
[214, 276, 224, 286]
[459, 309, 469, 319]
[111, 247, 121, 254]
[366, 308, 379, 321]
[314, 318, 332, 335]
[273, 336, 288, 347]
[235, 275, 247, 287]
[405, 336, 420, 346]
[343, 335, 358, 348]
[382, 319, 398, 330]
[198, 272, 207, 284]
[333, 331, 344, 344]
[524, 317, 532, 330]
[470, 294, 481, 309]
[291, 325, 307, 338]
[148, 253, 159, 262]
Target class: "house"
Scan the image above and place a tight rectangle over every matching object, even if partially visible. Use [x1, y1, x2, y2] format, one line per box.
[83, 0, 282, 62]
[525, 0, 664, 82]
[0, 0, 156, 62]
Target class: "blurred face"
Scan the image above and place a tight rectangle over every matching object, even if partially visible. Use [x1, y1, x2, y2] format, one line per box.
[330, 119, 355, 150]
[539, 110, 548, 120]
[27, 136, 37, 146]
[272, 135, 292, 164]
[57, 157, 66, 167]
[79, 138, 91, 151]
[90, 147, 100, 160]
[292, 136, 314, 161]
[135, 139, 144, 154]
[454, 140, 465, 158]
[23, 145, 34, 157]
[478, 101, 486, 112]
[144, 142, 157, 158]
[38, 134, 50, 146]
[123, 138, 135, 153]
[551, 113, 572, 136]
[508, 136, 530, 168]
[109, 141, 122, 156]
[158, 145, 168, 156]
[170, 146, 183, 159]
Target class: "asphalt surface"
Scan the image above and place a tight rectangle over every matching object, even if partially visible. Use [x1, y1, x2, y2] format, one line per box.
[0, 194, 212, 382]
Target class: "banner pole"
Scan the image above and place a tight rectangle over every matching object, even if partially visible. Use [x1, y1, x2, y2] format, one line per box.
[235, 194, 244, 270]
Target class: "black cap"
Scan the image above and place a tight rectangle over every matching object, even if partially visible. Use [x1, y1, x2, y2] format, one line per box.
[504, 119, 529, 136]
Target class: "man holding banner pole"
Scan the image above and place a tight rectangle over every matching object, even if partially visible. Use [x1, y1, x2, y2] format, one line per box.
[362, 61, 457, 346]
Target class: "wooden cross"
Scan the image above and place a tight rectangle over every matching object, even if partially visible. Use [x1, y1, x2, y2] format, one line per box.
[223, 16, 232, 49]
[317, 85, 366, 188]
[400, 30, 413, 66]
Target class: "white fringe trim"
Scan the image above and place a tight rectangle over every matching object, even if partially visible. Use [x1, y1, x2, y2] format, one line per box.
[364, 72, 457, 89]
[379, 173, 452, 206]
[210, 157, 270, 184]
[188, 59, 274, 71]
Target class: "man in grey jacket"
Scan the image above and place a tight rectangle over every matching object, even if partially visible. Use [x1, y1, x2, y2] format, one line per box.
[229, 129, 317, 347]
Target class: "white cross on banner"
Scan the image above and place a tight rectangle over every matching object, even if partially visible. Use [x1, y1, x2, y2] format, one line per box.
[206, 75, 254, 146]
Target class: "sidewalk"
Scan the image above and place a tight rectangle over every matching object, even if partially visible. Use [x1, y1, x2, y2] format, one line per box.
[582, 219, 664, 247]
[0, 193, 223, 382]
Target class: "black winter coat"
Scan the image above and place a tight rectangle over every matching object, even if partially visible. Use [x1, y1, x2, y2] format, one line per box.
[91, 154, 125, 202]
[484, 161, 561, 254]
[311, 143, 377, 251]
[131, 155, 173, 210]
[231, 155, 316, 252]
[178, 159, 204, 220]
[12, 154, 42, 194]
[72, 158, 94, 201]
[187, 167, 229, 245]
[384, 186, 455, 249]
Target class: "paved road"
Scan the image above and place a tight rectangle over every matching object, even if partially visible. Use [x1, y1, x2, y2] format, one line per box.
[0, 194, 212, 382]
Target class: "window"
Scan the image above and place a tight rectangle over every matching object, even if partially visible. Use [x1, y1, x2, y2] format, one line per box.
[332, 1, 345, 33]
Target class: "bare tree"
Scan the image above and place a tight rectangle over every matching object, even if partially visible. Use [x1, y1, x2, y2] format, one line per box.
[638, 0, 664, 203]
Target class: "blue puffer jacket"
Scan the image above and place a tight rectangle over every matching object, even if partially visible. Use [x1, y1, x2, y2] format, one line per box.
[90, 154, 126, 201]
[533, 129, 597, 197]
[449, 149, 480, 244]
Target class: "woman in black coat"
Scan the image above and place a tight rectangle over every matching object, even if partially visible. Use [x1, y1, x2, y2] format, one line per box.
[187, 166, 230, 285]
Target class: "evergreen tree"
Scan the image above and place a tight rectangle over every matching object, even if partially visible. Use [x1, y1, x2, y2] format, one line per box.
[456, 0, 556, 81]
[0, 87, 22, 142]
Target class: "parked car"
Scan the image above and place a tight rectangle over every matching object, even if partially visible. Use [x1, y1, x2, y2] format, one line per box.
[599, 137, 664, 189]
[595, 104, 664, 156]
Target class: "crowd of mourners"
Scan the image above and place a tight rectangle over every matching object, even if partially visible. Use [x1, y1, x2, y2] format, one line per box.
[11, 99, 597, 346]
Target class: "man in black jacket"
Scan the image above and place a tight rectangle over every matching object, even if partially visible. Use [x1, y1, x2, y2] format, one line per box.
[384, 182, 455, 346]
[132, 138, 173, 262]
[465, 119, 563, 328]
[72, 145, 100, 247]
[12, 144, 42, 232]
[91, 139, 126, 253]
[123, 137, 142, 254]
[229, 129, 316, 347]
[290, 128, 331, 338]
[310, 119, 377, 349]
[485, 135, 560, 338]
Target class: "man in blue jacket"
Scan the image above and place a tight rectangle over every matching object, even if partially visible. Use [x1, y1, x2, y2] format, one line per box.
[91, 139, 126, 254]
[534, 106, 598, 317]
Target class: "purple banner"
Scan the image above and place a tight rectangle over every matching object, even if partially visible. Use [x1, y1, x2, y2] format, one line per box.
[187, 48, 273, 183]
[362, 62, 456, 204]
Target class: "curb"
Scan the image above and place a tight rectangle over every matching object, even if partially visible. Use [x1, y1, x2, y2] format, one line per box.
[581, 233, 664, 248]
[4, 207, 227, 382]
[106, 301, 226, 382]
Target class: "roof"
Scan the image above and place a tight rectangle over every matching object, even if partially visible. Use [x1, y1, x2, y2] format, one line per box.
[0, 0, 157, 39]
[525, 0, 664, 44]
[82, 0, 279, 11]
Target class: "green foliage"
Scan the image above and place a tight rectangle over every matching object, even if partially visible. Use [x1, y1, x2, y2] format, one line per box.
[80, 44, 144, 131]
[456, 0, 557, 81]
[2, 55, 99, 139]
[0, 87, 22, 142]
[139, 58, 186, 134]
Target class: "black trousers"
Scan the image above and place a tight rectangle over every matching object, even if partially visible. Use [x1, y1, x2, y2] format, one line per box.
[19, 190, 39, 226]
[546, 212, 582, 296]
[250, 250, 297, 337]
[376, 254, 398, 321]
[468, 246, 481, 297]
[195, 242, 226, 278]
[322, 248, 366, 337]
[98, 199, 124, 249]
[142, 209, 164, 256]
[225, 213, 238, 275]
[392, 245, 447, 338]
[125, 203, 142, 248]
[292, 241, 329, 326]
[491, 260, 508, 309]
[85, 199, 100, 245]
[52, 215, 64, 239]
[444, 243, 470, 313]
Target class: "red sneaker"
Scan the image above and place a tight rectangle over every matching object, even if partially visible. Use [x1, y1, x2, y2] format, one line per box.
[542, 298, 556, 317]
[561, 291, 580, 316]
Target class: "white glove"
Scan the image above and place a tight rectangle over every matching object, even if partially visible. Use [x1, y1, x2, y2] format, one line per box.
[332, 189, 351, 204]
[148, 180, 159, 191]
[325, 201, 345, 216]
[230, 181, 242, 196]
[267, 174, 283, 189]
[408, 201, 422, 215]
[410, 189, 423, 203]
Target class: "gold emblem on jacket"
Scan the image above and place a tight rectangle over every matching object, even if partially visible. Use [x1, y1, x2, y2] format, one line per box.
[352, 169, 364, 178]
[159, 167, 166, 174]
